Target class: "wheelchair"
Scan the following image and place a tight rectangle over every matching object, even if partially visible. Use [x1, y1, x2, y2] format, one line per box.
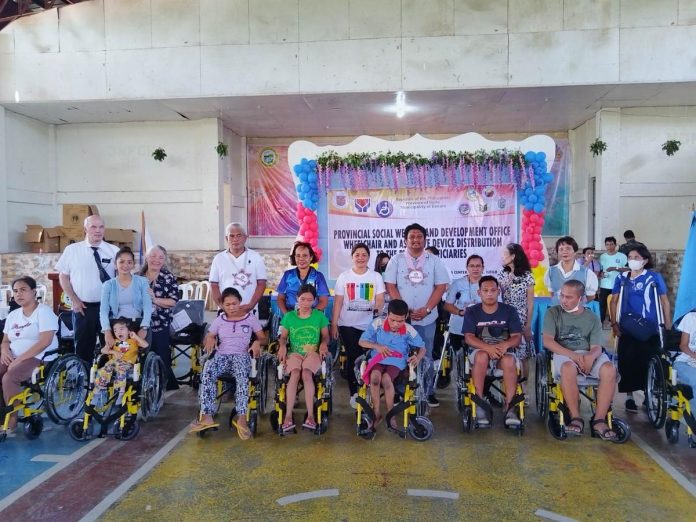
[1, 346, 88, 442]
[269, 352, 334, 436]
[535, 348, 630, 443]
[646, 329, 696, 448]
[68, 347, 165, 441]
[455, 343, 525, 434]
[170, 300, 207, 389]
[195, 351, 271, 438]
[353, 350, 434, 442]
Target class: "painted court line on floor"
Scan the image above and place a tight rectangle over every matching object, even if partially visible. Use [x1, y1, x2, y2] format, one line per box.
[632, 433, 696, 499]
[406, 489, 460, 500]
[534, 508, 579, 522]
[78, 423, 191, 522]
[0, 438, 106, 513]
[276, 489, 340, 506]
[30, 454, 69, 463]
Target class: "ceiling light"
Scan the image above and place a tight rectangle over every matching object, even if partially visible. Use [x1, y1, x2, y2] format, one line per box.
[395, 91, 406, 118]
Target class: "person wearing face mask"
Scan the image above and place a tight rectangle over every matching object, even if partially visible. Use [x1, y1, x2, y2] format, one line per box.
[543, 280, 619, 440]
[609, 245, 671, 412]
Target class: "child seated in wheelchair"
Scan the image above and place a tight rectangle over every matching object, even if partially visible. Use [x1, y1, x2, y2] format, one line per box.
[190, 287, 265, 439]
[462, 275, 523, 427]
[277, 284, 329, 433]
[94, 318, 148, 400]
[358, 299, 425, 431]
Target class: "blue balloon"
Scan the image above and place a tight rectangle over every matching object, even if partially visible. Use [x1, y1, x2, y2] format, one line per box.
[299, 172, 308, 182]
[524, 151, 536, 163]
[302, 164, 311, 174]
[308, 159, 317, 169]
[308, 172, 317, 183]
[544, 173, 553, 183]
[536, 152, 546, 162]
[534, 203, 544, 213]
[301, 158, 308, 166]
[294, 164, 302, 174]
[535, 186, 545, 195]
[529, 194, 538, 203]
[300, 182, 309, 193]
[525, 203, 534, 211]
[525, 187, 533, 196]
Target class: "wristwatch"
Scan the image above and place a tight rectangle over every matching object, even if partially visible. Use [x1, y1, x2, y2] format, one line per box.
[426, 307, 432, 314]
[458, 309, 465, 317]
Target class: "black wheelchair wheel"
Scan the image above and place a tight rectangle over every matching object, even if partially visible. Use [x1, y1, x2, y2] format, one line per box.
[248, 411, 258, 437]
[140, 352, 165, 421]
[317, 414, 329, 435]
[689, 434, 696, 449]
[666, 419, 680, 444]
[408, 416, 434, 442]
[646, 355, 668, 429]
[610, 417, 631, 444]
[547, 411, 567, 441]
[68, 417, 92, 442]
[24, 415, 44, 440]
[44, 355, 88, 424]
[461, 406, 473, 433]
[535, 351, 549, 420]
[115, 417, 140, 441]
[261, 356, 276, 415]
[269, 410, 281, 433]
[228, 407, 238, 431]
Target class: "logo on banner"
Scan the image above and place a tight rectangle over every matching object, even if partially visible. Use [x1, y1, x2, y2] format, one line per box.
[375, 201, 393, 218]
[458, 203, 471, 216]
[354, 198, 371, 213]
[334, 191, 348, 209]
[259, 147, 278, 167]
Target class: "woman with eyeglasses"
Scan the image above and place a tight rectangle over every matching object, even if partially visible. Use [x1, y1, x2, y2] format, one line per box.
[443, 255, 484, 352]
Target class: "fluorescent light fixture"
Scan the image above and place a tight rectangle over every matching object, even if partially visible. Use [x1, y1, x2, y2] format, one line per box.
[395, 91, 406, 118]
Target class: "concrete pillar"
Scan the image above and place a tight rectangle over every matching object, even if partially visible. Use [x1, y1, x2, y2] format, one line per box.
[596, 108, 622, 245]
[0, 107, 8, 253]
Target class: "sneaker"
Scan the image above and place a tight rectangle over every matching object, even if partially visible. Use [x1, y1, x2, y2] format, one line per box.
[476, 408, 490, 427]
[349, 394, 358, 410]
[625, 398, 638, 412]
[505, 409, 521, 427]
[427, 394, 440, 407]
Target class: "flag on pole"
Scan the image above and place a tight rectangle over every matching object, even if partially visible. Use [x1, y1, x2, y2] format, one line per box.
[674, 211, 696, 325]
[140, 210, 155, 265]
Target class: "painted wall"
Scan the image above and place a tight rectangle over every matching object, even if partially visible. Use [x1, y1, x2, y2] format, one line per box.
[1, 110, 55, 252]
[1, 0, 696, 103]
[571, 107, 696, 251]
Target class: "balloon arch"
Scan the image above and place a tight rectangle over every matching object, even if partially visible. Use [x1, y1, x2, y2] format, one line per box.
[287, 134, 555, 295]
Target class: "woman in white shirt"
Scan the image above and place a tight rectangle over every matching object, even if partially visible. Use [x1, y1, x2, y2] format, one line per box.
[1, 276, 58, 436]
[331, 243, 385, 408]
[676, 311, 696, 415]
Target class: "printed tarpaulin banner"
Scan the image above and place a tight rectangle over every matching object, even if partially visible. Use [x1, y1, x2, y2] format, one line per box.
[327, 185, 517, 280]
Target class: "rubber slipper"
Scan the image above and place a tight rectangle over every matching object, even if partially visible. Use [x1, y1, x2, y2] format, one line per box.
[281, 422, 296, 433]
[231, 420, 252, 440]
[189, 421, 219, 433]
[302, 420, 317, 430]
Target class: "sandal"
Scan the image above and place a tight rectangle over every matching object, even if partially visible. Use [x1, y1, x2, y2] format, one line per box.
[566, 417, 584, 436]
[590, 418, 618, 442]
[302, 419, 317, 430]
[189, 420, 219, 433]
[231, 419, 252, 440]
[281, 422, 296, 434]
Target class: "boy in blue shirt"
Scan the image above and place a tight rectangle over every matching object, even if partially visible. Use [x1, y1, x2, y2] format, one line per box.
[359, 299, 425, 430]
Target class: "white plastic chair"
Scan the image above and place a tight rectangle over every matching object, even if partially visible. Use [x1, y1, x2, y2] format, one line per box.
[195, 281, 210, 304]
[0, 285, 11, 306]
[179, 283, 195, 300]
[36, 284, 48, 302]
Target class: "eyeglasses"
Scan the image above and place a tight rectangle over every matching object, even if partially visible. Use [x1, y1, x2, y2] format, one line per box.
[227, 233, 245, 239]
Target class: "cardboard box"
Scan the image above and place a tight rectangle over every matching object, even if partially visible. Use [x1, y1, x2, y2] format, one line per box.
[24, 225, 62, 253]
[62, 204, 99, 227]
[59, 226, 85, 252]
[105, 228, 136, 250]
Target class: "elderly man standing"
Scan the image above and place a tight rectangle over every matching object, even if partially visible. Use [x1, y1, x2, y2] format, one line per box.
[384, 223, 449, 407]
[56, 215, 119, 363]
[209, 222, 267, 314]
[543, 280, 619, 441]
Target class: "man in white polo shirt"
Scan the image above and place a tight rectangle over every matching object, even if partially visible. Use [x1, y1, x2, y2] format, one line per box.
[209, 222, 267, 314]
[56, 215, 119, 362]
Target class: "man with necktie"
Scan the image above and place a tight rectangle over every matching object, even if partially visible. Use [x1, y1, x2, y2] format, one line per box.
[56, 215, 120, 362]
